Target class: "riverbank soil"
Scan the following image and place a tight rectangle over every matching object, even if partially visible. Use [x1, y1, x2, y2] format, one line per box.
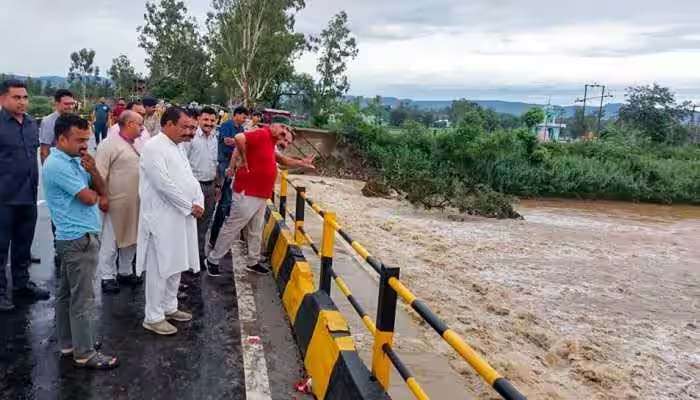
[288, 175, 699, 400]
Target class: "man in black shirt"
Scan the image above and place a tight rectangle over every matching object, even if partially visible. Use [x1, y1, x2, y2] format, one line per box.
[0, 79, 50, 311]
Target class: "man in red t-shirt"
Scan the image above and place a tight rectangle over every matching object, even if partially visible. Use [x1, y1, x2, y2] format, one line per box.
[205, 124, 313, 275]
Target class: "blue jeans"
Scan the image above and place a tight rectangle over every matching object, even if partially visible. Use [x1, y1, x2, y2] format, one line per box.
[94, 123, 107, 145]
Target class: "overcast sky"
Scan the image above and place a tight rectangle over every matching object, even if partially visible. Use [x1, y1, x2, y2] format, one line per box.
[2, 0, 699, 104]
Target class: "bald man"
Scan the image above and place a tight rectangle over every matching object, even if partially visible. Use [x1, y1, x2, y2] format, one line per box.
[95, 110, 145, 293]
[105, 101, 151, 152]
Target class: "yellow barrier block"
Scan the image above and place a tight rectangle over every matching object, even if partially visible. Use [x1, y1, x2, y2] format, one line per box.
[270, 230, 294, 276]
[351, 241, 371, 260]
[305, 310, 353, 399]
[282, 261, 315, 324]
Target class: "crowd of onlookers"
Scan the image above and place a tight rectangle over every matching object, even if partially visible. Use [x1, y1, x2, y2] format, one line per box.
[0, 78, 314, 370]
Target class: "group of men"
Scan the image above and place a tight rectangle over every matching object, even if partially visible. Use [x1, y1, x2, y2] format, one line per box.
[0, 78, 314, 370]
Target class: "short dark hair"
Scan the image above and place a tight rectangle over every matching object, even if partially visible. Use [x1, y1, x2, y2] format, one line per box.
[233, 106, 249, 116]
[252, 110, 263, 118]
[54, 89, 74, 103]
[142, 96, 157, 107]
[200, 106, 217, 116]
[126, 100, 142, 110]
[160, 106, 188, 127]
[0, 79, 26, 95]
[54, 114, 89, 140]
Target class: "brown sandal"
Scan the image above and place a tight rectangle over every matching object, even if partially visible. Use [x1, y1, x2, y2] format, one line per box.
[73, 352, 119, 370]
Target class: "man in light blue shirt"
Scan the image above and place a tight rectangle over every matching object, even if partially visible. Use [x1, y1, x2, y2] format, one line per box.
[43, 113, 119, 370]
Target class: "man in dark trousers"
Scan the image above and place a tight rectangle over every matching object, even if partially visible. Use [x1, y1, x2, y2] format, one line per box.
[0, 79, 50, 311]
[208, 106, 248, 252]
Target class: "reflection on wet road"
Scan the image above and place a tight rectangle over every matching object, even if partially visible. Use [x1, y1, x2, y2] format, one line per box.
[1, 202, 308, 400]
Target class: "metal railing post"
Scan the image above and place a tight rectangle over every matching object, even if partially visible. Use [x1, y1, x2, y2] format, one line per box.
[294, 187, 306, 245]
[279, 170, 288, 219]
[320, 211, 336, 295]
[372, 265, 399, 390]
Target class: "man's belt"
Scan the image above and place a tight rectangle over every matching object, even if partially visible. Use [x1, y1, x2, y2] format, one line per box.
[200, 180, 215, 185]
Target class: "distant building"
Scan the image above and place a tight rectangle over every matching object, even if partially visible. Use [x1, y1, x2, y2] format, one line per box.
[536, 104, 566, 142]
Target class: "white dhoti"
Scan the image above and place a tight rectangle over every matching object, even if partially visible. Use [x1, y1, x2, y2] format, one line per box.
[98, 212, 137, 280]
[143, 235, 181, 324]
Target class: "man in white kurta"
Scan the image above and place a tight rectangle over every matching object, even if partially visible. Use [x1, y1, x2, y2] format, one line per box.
[136, 107, 203, 336]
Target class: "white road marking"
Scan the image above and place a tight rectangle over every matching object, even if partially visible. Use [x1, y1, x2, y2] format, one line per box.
[232, 255, 272, 400]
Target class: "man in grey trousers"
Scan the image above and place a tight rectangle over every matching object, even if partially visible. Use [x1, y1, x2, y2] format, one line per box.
[42, 114, 119, 370]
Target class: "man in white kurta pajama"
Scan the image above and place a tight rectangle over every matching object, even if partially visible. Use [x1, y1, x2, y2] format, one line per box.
[136, 107, 203, 336]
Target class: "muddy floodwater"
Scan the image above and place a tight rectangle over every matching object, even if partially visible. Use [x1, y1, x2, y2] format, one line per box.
[290, 176, 700, 400]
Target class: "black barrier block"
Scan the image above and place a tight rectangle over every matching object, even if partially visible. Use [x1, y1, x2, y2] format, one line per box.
[293, 291, 339, 357]
[325, 351, 390, 400]
[276, 245, 305, 293]
[266, 218, 282, 256]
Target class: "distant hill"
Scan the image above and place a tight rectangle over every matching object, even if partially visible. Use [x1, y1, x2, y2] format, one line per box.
[3, 74, 111, 88]
[3, 74, 69, 87]
[346, 95, 622, 118]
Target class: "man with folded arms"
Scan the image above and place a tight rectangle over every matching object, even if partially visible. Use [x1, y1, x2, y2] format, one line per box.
[95, 110, 144, 293]
[43, 114, 118, 369]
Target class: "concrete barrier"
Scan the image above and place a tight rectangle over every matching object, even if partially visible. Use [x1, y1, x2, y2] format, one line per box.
[263, 207, 389, 400]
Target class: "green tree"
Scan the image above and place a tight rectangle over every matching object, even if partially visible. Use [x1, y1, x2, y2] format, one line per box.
[618, 84, 692, 143]
[42, 81, 56, 97]
[207, 0, 307, 106]
[448, 99, 481, 124]
[25, 77, 43, 96]
[138, 0, 211, 102]
[521, 107, 545, 129]
[108, 55, 139, 98]
[313, 11, 359, 116]
[263, 72, 315, 112]
[68, 48, 96, 107]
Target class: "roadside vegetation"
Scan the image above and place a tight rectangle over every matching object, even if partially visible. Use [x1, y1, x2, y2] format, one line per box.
[327, 85, 700, 218]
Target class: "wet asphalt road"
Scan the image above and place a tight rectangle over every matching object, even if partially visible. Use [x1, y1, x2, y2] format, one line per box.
[0, 200, 309, 400]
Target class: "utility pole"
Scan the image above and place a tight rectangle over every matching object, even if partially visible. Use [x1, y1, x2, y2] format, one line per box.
[597, 85, 606, 134]
[691, 104, 698, 143]
[581, 84, 588, 131]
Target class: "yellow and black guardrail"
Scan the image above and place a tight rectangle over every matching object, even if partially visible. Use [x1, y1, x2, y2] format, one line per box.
[262, 200, 388, 399]
[272, 170, 527, 400]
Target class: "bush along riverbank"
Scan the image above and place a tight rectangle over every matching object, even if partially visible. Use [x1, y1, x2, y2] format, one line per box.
[328, 105, 700, 219]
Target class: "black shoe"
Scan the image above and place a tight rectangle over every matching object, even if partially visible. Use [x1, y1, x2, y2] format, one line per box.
[246, 263, 270, 275]
[117, 274, 143, 286]
[13, 282, 50, 301]
[206, 261, 221, 277]
[101, 279, 120, 294]
[0, 297, 14, 312]
[31, 255, 41, 264]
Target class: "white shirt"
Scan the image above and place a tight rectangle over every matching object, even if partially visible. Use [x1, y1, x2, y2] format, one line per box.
[106, 123, 151, 153]
[181, 127, 218, 182]
[135, 133, 204, 277]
